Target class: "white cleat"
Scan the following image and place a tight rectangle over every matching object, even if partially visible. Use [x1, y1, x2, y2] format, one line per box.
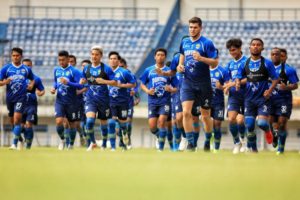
[233, 142, 242, 154]
[9, 144, 17, 150]
[58, 140, 65, 151]
[179, 138, 188, 151]
[87, 143, 97, 151]
[67, 145, 74, 150]
[95, 140, 103, 147]
[127, 145, 132, 150]
[155, 138, 159, 150]
[107, 140, 111, 149]
[17, 141, 24, 150]
[240, 138, 246, 153]
[110, 148, 116, 152]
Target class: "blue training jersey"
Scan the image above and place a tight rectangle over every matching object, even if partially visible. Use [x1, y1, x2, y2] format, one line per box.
[140, 65, 178, 106]
[54, 65, 83, 105]
[0, 63, 34, 102]
[170, 53, 184, 103]
[82, 63, 115, 104]
[26, 74, 44, 106]
[179, 36, 217, 84]
[237, 57, 278, 102]
[225, 55, 248, 95]
[210, 65, 230, 105]
[109, 66, 135, 105]
[271, 63, 299, 102]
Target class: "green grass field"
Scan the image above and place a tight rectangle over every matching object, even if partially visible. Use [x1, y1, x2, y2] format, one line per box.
[1, 148, 300, 200]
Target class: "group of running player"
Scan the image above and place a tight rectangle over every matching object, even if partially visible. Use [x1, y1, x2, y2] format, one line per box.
[0, 16, 298, 154]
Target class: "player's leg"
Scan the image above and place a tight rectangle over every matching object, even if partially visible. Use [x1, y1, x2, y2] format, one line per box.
[182, 100, 195, 150]
[277, 116, 288, 154]
[236, 114, 246, 152]
[166, 116, 173, 150]
[201, 108, 213, 152]
[23, 105, 38, 149]
[9, 101, 25, 150]
[157, 113, 168, 151]
[192, 115, 200, 149]
[257, 102, 273, 144]
[63, 118, 71, 148]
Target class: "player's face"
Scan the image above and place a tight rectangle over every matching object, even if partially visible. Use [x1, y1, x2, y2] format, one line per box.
[22, 61, 32, 68]
[280, 52, 287, 63]
[109, 55, 119, 68]
[189, 23, 201, 38]
[155, 51, 166, 65]
[69, 57, 76, 66]
[91, 50, 102, 64]
[11, 51, 22, 65]
[249, 40, 263, 56]
[58, 56, 69, 68]
[271, 49, 281, 65]
[228, 47, 242, 60]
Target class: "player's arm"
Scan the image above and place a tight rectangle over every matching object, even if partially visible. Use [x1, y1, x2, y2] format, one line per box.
[264, 62, 279, 98]
[36, 89, 45, 96]
[193, 52, 218, 67]
[177, 54, 185, 73]
[26, 68, 35, 91]
[50, 69, 57, 94]
[35, 77, 45, 96]
[165, 85, 177, 93]
[156, 68, 176, 77]
[0, 78, 12, 86]
[279, 68, 299, 91]
[140, 83, 154, 95]
[76, 87, 88, 95]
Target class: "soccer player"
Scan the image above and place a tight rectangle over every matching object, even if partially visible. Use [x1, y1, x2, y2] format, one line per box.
[224, 38, 248, 154]
[107, 52, 136, 150]
[269, 47, 298, 154]
[177, 17, 218, 151]
[50, 50, 83, 150]
[21, 58, 45, 149]
[236, 38, 279, 152]
[210, 59, 230, 152]
[80, 46, 116, 151]
[119, 57, 140, 149]
[0, 47, 35, 150]
[140, 48, 177, 151]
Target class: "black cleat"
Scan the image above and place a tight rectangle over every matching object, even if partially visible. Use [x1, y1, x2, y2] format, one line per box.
[272, 130, 278, 148]
[186, 143, 196, 152]
[204, 141, 210, 152]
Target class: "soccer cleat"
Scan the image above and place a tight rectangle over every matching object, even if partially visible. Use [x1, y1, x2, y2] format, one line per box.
[264, 130, 273, 144]
[9, 144, 17, 150]
[272, 131, 278, 148]
[213, 149, 219, 154]
[106, 140, 111, 149]
[179, 138, 187, 151]
[58, 140, 65, 150]
[276, 151, 284, 155]
[155, 138, 160, 150]
[110, 148, 116, 152]
[122, 132, 129, 146]
[86, 142, 97, 151]
[233, 142, 242, 154]
[67, 145, 74, 150]
[17, 141, 24, 150]
[204, 141, 210, 152]
[240, 138, 246, 153]
[186, 143, 196, 152]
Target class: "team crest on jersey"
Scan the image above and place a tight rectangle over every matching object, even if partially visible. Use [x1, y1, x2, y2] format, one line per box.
[21, 69, 26, 74]
[66, 71, 70, 76]
[215, 72, 220, 77]
[115, 73, 121, 78]
[195, 44, 201, 49]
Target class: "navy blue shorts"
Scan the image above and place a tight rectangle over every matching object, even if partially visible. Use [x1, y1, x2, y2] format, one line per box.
[244, 100, 270, 117]
[148, 104, 170, 118]
[181, 82, 212, 109]
[85, 100, 111, 120]
[269, 100, 292, 119]
[110, 104, 129, 120]
[191, 101, 201, 117]
[22, 104, 38, 125]
[127, 106, 134, 119]
[211, 104, 225, 121]
[227, 94, 244, 114]
[55, 102, 78, 122]
[7, 98, 26, 117]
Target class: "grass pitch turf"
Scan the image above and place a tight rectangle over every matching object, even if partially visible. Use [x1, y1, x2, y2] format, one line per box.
[0, 148, 300, 200]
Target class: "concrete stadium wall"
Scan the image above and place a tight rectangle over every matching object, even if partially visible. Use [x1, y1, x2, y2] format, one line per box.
[0, 0, 176, 24]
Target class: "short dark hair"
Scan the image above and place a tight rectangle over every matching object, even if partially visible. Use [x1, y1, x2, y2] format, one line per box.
[22, 58, 32, 63]
[11, 47, 23, 56]
[120, 58, 127, 66]
[189, 17, 202, 27]
[81, 59, 92, 65]
[280, 48, 288, 55]
[58, 50, 69, 57]
[250, 38, 264, 46]
[155, 48, 167, 56]
[226, 38, 243, 49]
[69, 55, 77, 63]
[108, 51, 121, 60]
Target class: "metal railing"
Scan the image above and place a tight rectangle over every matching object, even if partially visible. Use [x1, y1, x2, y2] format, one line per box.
[195, 8, 300, 21]
[10, 6, 159, 20]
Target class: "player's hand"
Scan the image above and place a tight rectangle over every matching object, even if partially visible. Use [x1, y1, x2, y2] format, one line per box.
[155, 67, 164, 76]
[4, 78, 12, 85]
[235, 79, 241, 91]
[134, 98, 140, 106]
[147, 88, 155, 95]
[215, 81, 223, 90]
[279, 82, 288, 91]
[60, 77, 68, 85]
[27, 83, 34, 91]
[177, 64, 185, 73]
[192, 51, 203, 62]
[130, 90, 135, 96]
[263, 89, 272, 99]
[50, 88, 56, 94]
[165, 85, 172, 92]
[95, 78, 104, 84]
[80, 78, 87, 84]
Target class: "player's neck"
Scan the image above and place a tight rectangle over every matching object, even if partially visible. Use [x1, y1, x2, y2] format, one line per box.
[190, 34, 201, 42]
[156, 63, 164, 68]
[111, 65, 119, 71]
[61, 65, 69, 69]
[12, 62, 21, 67]
[273, 62, 281, 67]
[234, 54, 242, 61]
[251, 55, 261, 61]
[92, 62, 100, 67]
